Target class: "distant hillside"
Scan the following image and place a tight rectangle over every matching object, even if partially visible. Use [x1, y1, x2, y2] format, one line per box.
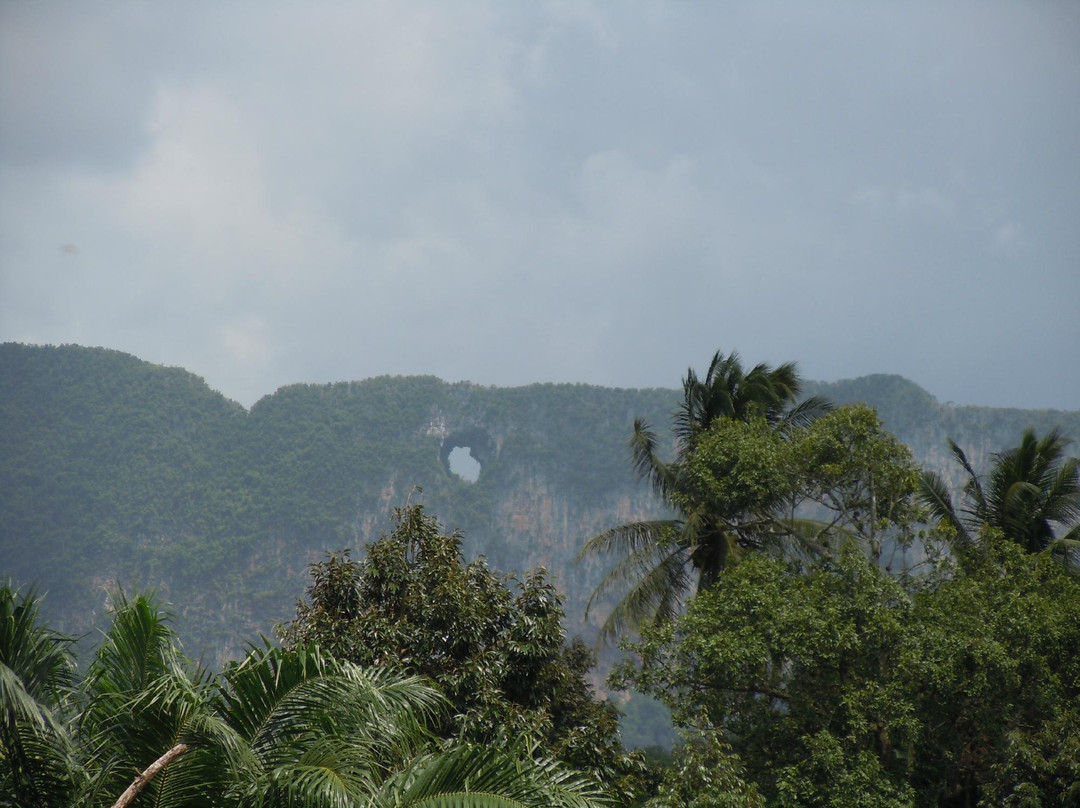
[804, 374, 1080, 489]
[2, 343, 1078, 663]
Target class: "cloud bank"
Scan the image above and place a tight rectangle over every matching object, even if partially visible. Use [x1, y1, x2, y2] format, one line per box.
[2, 1, 1077, 409]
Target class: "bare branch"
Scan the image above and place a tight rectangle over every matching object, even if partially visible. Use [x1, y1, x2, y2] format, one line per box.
[110, 743, 189, 808]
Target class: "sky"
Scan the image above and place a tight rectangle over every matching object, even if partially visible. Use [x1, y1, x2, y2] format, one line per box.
[1, 1, 1078, 411]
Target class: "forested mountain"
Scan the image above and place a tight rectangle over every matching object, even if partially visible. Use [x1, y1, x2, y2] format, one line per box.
[2, 343, 1078, 663]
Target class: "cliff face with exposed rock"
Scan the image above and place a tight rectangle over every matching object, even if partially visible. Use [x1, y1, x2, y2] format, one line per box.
[2, 342, 1077, 662]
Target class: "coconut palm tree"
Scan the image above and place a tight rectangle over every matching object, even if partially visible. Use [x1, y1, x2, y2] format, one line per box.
[578, 350, 831, 643]
[919, 428, 1080, 567]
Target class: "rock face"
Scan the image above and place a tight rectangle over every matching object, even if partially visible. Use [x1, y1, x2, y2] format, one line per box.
[2, 343, 1078, 663]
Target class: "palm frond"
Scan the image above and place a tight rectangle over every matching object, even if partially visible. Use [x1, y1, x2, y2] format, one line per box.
[82, 590, 180, 732]
[629, 419, 675, 500]
[224, 644, 445, 785]
[0, 585, 82, 807]
[254, 741, 383, 808]
[576, 520, 677, 565]
[780, 395, 833, 431]
[221, 642, 335, 751]
[579, 521, 681, 615]
[1045, 535, 1080, 574]
[396, 793, 530, 808]
[100, 661, 239, 808]
[0, 584, 76, 707]
[1, 662, 60, 732]
[76, 591, 204, 806]
[764, 360, 800, 398]
[1000, 480, 1048, 552]
[376, 743, 608, 808]
[930, 429, 1079, 559]
[917, 469, 972, 548]
[1034, 427, 1073, 468]
[946, 438, 985, 518]
[739, 361, 783, 420]
[1036, 457, 1080, 526]
[594, 547, 691, 646]
[0, 710, 82, 807]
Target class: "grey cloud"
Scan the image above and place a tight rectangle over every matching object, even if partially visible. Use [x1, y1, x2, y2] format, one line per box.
[1, 1, 1077, 410]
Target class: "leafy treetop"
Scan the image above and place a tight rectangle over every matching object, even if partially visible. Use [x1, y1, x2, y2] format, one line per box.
[615, 541, 1080, 807]
[278, 502, 646, 802]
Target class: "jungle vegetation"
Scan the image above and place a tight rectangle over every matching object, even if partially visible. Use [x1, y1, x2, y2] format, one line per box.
[3, 344, 1080, 805]
[3, 342, 1078, 661]
[0, 583, 612, 808]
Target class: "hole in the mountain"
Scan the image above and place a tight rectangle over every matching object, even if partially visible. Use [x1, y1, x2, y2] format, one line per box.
[448, 445, 481, 483]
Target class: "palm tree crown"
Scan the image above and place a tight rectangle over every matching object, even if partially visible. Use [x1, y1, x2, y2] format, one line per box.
[918, 427, 1080, 565]
[674, 351, 827, 446]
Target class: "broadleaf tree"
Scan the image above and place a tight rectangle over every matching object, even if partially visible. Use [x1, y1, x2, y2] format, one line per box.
[278, 502, 645, 804]
[614, 541, 1080, 807]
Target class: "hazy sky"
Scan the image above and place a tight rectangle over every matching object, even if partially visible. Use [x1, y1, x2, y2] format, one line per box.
[2, 2, 1078, 410]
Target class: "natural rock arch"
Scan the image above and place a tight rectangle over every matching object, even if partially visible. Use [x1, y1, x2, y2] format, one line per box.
[440, 427, 494, 482]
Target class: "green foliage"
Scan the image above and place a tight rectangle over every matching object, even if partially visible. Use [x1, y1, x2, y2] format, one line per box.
[0, 582, 614, 808]
[581, 371, 922, 644]
[906, 541, 1080, 805]
[645, 731, 763, 808]
[579, 350, 831, 642]
[279, 503, 644, 802]
[679, 417, 789, 523]
[612, 550, 918, 805]
[789, 404, 923, 559]
[919, 428, 1080, 568]
[0, 584, 81, 807]
[683, 403, 922, 562]
[771, 732, 912, 808]
[614, 542, 1080, 806]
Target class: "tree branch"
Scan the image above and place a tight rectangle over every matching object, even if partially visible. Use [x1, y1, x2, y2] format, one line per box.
[692, 679, 791, 703]
[110, 743, 188, 808]
[726, 684, 791, 702]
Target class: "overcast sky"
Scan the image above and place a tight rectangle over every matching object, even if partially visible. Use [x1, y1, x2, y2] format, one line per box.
[2, 2, 1078, 410]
